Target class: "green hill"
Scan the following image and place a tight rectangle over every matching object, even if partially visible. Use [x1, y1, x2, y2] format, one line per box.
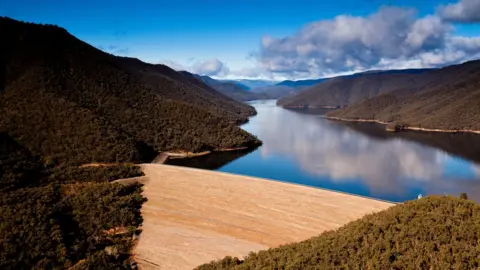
[277, 69, 432, 108]
[197, 196, 480, 269]
[0, 17, 261, 168]
[327, 60, 480, 132]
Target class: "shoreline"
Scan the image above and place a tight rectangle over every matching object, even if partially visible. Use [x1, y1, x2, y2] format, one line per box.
[326, 116, 480, 135]
[281, 105, 342, 109]
[124, 164, 393, 269]
[152, 147, 252, 164]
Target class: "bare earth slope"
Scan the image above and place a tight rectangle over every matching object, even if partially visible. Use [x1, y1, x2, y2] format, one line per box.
[124, 164, 393, 270]
[328, 60, 480, 131]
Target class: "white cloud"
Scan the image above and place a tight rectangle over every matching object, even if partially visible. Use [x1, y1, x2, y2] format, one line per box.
[438, 0, 480, 22]
[191, 58, 230, 77]
[226, 66, 277, 80]
[160, 2, 480, 80]
[255, 6, 480, 78]
[161, 58, 231, 77]
[405, 16, 449, 50]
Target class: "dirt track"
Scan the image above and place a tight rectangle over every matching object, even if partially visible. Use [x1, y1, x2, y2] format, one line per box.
[124, 164, 393, 270]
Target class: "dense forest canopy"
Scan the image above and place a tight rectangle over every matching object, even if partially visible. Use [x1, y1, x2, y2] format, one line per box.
[0, 132, 145, 268]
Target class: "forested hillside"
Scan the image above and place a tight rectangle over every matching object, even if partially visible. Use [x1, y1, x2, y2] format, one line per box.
[0, 132, 145, 268]
[0, 17, 260, 268]
[327, 60, 480, 131]
[198, 196, 480, 269]
[277, 69, 431, 108]
[0, 17, 261, 161]
[276, 78, 327, 88]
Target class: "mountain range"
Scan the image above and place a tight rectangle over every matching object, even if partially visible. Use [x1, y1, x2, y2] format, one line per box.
[191, 74, 325, 101]
[221, 79, 277, 89]
[276, 78, 328, 88]
[184, 73, 270, 101]
[277, 69, 432, 107]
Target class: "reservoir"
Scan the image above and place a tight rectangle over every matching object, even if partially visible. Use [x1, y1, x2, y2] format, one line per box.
[167, 100, 480, 202]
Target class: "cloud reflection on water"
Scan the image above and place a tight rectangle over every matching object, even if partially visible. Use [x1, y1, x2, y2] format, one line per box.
[247, 101, 480, 201]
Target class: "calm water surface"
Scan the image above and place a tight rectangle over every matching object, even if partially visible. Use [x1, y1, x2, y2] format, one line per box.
[168, 100, 480, 202]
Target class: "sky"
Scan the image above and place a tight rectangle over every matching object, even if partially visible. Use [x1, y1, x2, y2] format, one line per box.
[1, 0, 480, 80]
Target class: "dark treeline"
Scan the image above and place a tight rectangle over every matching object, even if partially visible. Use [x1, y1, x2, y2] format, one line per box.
[198, 196, 480, 270]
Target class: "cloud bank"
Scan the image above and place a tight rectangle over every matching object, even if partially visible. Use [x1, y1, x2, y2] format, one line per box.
[160, 0, 480, 80]
[161, 58, 232, 77]
[439, 0, 480, 22]
[255, 2, 480, 78]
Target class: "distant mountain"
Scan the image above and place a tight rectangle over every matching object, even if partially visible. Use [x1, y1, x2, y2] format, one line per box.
[255, 78, 330, 100]
[184, 73, 270, 101]
[277, 69, 433, 107]
[218, 80, 251, 90]
[276, 78, 328, 88]
[327, 60, 480, 131]
[210, 78, 323, 100]
[222, 79, 277, 89]
[256, 70, 431, 101]
[360, 68, 434, 75]
[250, 85, 303, 99]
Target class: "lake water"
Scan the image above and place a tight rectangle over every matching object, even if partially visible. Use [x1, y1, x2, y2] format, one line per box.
[168, 100, 480, 203]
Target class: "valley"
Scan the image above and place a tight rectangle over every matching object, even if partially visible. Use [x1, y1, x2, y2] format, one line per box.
[2, 1, 480, 268]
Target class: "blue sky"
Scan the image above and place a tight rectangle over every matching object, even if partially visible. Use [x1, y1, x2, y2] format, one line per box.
[2, 0, 480, 79]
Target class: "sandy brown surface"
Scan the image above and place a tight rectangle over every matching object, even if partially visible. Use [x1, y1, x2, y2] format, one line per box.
[126, 164, 393, 270]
